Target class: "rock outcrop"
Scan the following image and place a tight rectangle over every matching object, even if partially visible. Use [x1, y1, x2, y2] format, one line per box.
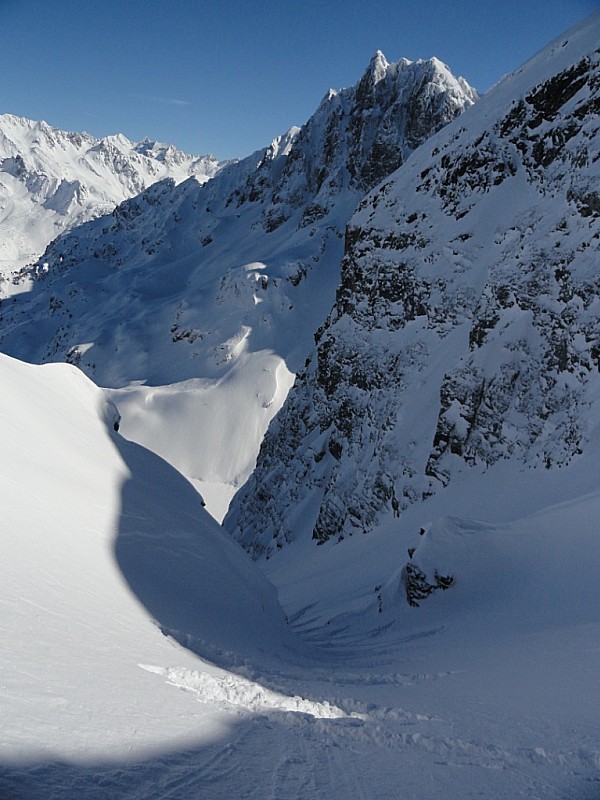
[227, 14, 600, 556]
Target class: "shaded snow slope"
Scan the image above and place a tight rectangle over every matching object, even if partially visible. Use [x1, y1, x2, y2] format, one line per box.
[227, 9, 600, 555]
[0, 352, 304, 764]
[0, 56, 476, 517]
[0, 113, 223, 285]
[2, 351, 600, 798]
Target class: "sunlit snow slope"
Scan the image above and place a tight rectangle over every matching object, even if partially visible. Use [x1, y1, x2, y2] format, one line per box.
[0, 352, 302, 765]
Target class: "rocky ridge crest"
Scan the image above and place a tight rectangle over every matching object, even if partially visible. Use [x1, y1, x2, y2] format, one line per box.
[226, 17, 600, 555]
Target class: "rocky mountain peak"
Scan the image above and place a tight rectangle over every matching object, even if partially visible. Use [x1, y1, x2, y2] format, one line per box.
[364, 49, 390, 84]
[226, 12, 600, 557]
[0, 52, 477, 514]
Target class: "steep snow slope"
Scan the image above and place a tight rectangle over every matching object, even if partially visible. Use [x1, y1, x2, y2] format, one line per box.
[2, 351, 600, 799]
[0, 352, 306, 756]
[0, 57, 477, 517]
[0, 113, 223, 285]
[227, 9, 600, 554]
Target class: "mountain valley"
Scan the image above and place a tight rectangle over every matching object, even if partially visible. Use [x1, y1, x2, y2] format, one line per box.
[1, 11, 600, 799]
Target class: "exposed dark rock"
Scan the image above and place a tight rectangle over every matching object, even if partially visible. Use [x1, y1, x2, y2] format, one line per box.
[403, 563, 455, 607]
[227, 29, 600, 556]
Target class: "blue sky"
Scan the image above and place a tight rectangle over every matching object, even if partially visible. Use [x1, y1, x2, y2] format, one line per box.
[1, 0, 597, 159]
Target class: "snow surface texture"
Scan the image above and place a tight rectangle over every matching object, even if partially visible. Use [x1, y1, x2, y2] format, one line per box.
[228, 10, 600, 555]
[0, 113, 223, 286]
[0, 57, 476, 518]
[2, 347, 600, 798]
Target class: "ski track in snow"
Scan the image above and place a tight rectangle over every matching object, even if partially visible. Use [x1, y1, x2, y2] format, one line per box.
[128, 655, 600, 800]
[139, 644, 600, 800]
[138, 663, 354, 720]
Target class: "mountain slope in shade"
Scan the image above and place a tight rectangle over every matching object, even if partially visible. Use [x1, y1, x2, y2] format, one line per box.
[0, 56, 477, 518]
[227, 10, 600, 555]
[0, 113, 223, 285]
[0, 351, 308, 761]
[2, 359, 600, 799]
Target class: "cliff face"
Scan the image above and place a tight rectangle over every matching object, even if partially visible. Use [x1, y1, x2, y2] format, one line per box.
[0, 55, 476, 386]
[226, 17, 600, 557]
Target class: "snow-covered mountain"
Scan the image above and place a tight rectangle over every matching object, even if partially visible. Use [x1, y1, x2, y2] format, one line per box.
[4, 349, 600, 799]
[0, 56, 477, 517]
[227, 11, 600, 556]
[4, 15, 600, 797]
[0, 113, 223, 285]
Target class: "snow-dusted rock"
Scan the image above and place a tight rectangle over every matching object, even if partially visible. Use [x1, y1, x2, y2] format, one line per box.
[227, 12, 600, 555]
[0, 55, 476, 514]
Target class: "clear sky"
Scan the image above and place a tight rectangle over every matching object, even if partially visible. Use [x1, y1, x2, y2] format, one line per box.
[0, 0, 597, 160]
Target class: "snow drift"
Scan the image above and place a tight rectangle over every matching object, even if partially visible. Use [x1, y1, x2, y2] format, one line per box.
[0, 352, 296, 763]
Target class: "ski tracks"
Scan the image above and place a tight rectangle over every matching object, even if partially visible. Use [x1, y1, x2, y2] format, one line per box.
[140, 662, 600, 799]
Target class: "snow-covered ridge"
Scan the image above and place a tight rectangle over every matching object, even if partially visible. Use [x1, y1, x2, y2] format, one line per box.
[227, 10, 600, 555]
[3, 341, 600, 798]
[0, 55, 477, 516]
[0, 113, 224, 283]
[0, 350, 305, 759]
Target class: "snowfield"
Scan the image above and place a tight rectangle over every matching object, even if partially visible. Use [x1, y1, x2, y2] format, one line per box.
[1, 353, 600, 797]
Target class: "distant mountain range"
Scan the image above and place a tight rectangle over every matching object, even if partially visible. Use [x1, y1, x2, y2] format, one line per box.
[0, 113, 224, 283]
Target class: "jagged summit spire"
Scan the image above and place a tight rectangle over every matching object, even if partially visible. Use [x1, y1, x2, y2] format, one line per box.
[369, 49, 389, 74]
[361, 49, 391, 86]
[227, 10, 600, 555]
